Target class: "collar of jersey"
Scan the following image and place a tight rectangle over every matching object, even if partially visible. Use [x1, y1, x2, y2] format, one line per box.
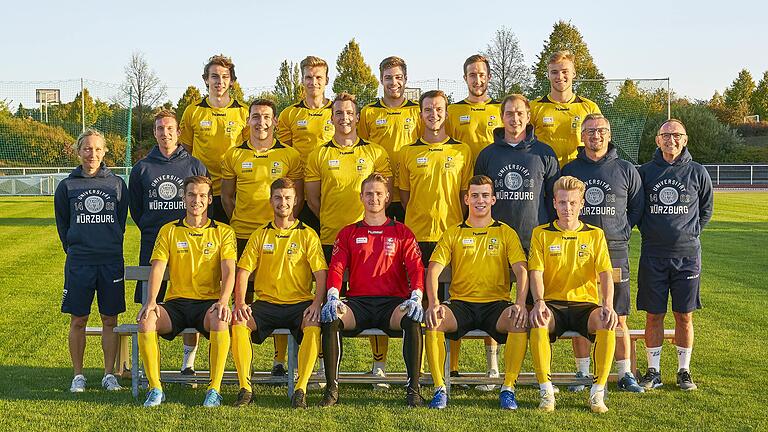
[297, 99, 332, 110]
[418, 136, 451, 146]
[331, 137, 361, 149]
[462, 97, 495, 106]
[204, 96, 238, 109]
[179, 217, 214, 229]
[246, 139, 277, 153]
[266, 219, 301, 231]
[459, 219, 499, 229]
[552, 220, 583, 233]
[543, 93, 579, 105]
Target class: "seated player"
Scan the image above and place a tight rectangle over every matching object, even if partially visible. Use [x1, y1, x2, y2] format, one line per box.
[319, 173, 425, 407]
[230, 177, 328, 409]
[136, 176, 237, 407]
[528, 175, 618, 413]
[424, 175, 529, 410]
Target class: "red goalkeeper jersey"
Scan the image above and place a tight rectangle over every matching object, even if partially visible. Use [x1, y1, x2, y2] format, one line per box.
[328, 218, 424, 298]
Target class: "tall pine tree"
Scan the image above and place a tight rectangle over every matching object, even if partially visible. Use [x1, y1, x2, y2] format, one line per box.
[333, 39, 379, 107]
[274, 60, 303, 113]
[749, 71, 768, 121]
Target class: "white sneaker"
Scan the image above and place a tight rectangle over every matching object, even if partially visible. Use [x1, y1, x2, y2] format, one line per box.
[371, 367, 390, 390]
[475, 369, 500, 392]
[70, 374, 86, 393]
[101, 374, 122, 391]
[538, 389, 556, 412]
[590, 389, 608, 413]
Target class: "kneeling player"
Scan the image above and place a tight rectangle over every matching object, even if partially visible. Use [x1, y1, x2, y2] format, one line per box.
[319, 173, 425, 407]
[137, 176, 237, 407]
[230, 178, 328, 408]
[424, 175, 529, 410]
[528, 176, 618, 413]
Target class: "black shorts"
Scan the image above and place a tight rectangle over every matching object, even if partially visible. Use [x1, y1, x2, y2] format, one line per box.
[208, 195, 230, 224]
[134, 238, 168, 304]
[237, 238, 255, 302]
[546, 301, 600, 343]
[443, 300, 512, 344]
[159, 298, 215, 340]
[386, 202, 406, 223]
[298, 204, 320, 234]
[251, 300, 313, 344]
[342, 296, 405, 337]
[62, 259, 126, 317]
[637, 254, 702, 314]
[611, 256, 631, 316]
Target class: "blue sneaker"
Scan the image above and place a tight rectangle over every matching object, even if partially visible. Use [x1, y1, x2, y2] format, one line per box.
[428, 388, 447, 409]
[618, 372, 645, 393]
[203, 389, 223, 407]
[143, 388, 165, 407]
[499, 390, 518, 410]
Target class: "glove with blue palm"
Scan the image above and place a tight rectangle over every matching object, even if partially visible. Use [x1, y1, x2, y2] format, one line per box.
[321, 288, 346, 323]
[399, 290, 424, 322]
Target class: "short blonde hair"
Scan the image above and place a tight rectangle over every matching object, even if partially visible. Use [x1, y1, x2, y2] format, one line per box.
[300, 55, 329, 79]
[548, 50, 575, 66]
[553, 175, 585, 196]
[361, 172, 388, 192]
[500, 93, 531, 113]
[75, 128, 107, 151]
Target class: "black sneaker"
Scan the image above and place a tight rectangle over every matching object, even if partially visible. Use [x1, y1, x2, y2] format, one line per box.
[271, 364, 287, 377]
[676, 369, 698, 391]
[639, 367, 663, 390]
[181, 367, 196, 375]
[233, 388, 252, 407]
[291, 389, 307, 409]
[449, 371, 469, 390]
[318, 389, 339, 407]
[406, 388, 425, 408]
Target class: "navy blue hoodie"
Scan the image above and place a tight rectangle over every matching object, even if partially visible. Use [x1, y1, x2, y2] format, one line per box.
[128, 145, 206, 251]
[475, 125, 560, 250]
[562, 144, 644, 257]
[638, 147, 713, 258]
[54, 163, 129, 264]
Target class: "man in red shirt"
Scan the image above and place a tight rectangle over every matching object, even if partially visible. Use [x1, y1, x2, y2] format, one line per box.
[319, 172, 425, 408]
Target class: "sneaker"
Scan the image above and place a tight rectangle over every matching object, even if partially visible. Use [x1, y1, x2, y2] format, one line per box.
[181, 367, 196, 375]
[538, 389, 555, 412]
[449, 371, 469, 390]
[568, 371, 588, 392]
[676, 369, 698, 391]
[499, 390, 518, 410]
[202, 389, 223, 407]
[70, 374, 86, 393]
[428, 388, 447, 409]
[291, 389, 307, 409]
[233, 388, 252, 407]
[318, 388, 339, 407]
[371, 367, 391, 390]
[143, 388, 165, 407]
[590, 389, 609, 413]
[617, 372, 645, 393]
[639, 367, 663, 390]
[475, 369, 500, 392]
[101, 374, 122, 391]
[406, 387, 424, 408]
[271, 363, 287, 377]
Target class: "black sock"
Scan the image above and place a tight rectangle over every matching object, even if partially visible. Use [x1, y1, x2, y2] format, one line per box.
[321, 319, 343, 391]
[400, 315, 422, 392]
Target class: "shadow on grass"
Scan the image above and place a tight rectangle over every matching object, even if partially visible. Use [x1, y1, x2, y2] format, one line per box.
[0, 218, 56, 226]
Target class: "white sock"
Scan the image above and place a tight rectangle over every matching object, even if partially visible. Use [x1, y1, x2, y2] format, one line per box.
[646, 346, 662, 371]
[539, 382, 554, 395]
[486, 345, 499, 372]
[616, 359, 631, 377]
[676, 345, 692, 371]
[501, 385, 514, 393]
[575, 357, 590, 375]
[590, 384, 605, 397]
[373, 361, 386, 372]
[182, 345, 197, 370]
[435, 385, 446, 393]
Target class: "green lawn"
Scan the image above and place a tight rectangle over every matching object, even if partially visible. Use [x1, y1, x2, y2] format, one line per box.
[0, 192, 765, 431]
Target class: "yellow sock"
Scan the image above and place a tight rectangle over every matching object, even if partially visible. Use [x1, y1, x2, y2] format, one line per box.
[369, 335, 389, 364]
[449, 339, 461, 372]
[274, 334, 288, 364]
[530, 327, 552, 384]
[593, 329, 616, 388]
[425, 330, 446, 388]
[207, 330, 230, 393]
[297, 326, 321, 392]
[138, 331, 162, 391]
[503, 332, 528, 389]
[231, 324, 253, 392]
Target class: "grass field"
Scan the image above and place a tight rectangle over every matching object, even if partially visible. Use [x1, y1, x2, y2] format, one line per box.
[0, 192, 766, 431]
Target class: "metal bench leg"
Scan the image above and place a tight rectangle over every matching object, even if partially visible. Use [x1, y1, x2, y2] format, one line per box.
[287, 335, 298, 397]
[132, 332, 139, 398]
[444, 336, 451, 396]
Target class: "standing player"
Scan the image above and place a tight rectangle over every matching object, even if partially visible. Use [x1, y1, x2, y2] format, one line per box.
[221, 99, 304, 377]
[424, 175, 529, 410]
[129, 109, 207, 376]
[230, 178, 327, 408]
[179, 54, 249, 224]
[528, 176, 618, 413]
[562, 113, 645, 392]
[55, 129, 129, 393]
[637, 119, 713, 391]
[444, 54, 503, 387]
[530, 50, 601, 168]
[319, 173, 425, 407]
[136, 176, 237, 407]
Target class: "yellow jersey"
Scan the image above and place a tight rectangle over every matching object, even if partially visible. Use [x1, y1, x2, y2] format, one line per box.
[276, 99, 335, 163]
[445, 98, 502, 159]
[529, 94, 601, 167]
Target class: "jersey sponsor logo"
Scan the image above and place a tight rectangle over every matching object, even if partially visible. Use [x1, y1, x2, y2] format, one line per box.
[488, 237, 500, 255]
[376, 118, 387, 126]
[549, 245, 561, 252]
[263, 243, 275, 253]
[242, 161, 253, 169]
[462, 237, 475, 246]
[356, 158, 367, 173]
[200, 120, 212, 127]
[271, 161, 283, 176]
[384, 237, 396, 256]
[176, 241, 188, 249]
[328, 159, 340, 169]
[459, 115, 470, 124]
[416, 156, 428, 167]
[356, 237, 369, 244]
[562, 236, 576, 240]
[571, 115, 581, 130]
[297, 120, 308, 127]
[368, 230, 383, 234]
[444, 156, 456, 170]
[203, 241, 216, 255]
[542, 116, 554, 125]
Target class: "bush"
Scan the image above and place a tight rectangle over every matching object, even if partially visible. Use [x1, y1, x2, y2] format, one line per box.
[735, 121, 768, 137]
[0, 115, 78, 166]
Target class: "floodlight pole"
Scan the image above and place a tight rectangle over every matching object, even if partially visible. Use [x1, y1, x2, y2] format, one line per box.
[666, 78, 671, 120]
[80, 78, 86, 133]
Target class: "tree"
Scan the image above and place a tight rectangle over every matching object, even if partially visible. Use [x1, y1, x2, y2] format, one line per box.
[481, 26, 530, 99]
[332, 39, 379, 106]
[230, 81, 246, 103]
[750, 71, 768, 121]
[531, 20, 609, 105]
[274, 60, 303, 114]
[708, 91, 729, 124]
[176, 86, 202, 119]
[121, 52, 167, 142]
[723, 68, 755, 123]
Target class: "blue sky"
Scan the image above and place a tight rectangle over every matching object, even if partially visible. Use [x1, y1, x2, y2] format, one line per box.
[3, 0, 766, 104]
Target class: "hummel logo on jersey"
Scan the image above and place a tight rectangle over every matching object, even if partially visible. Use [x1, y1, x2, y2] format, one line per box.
[386, 112, 401, 115]
[472, 231, 487, 236]
[368, 230, 383, 234]
[562, 236, 576, 240]
[470, 107, 486, 112]
[212, 113, 225, 117]
[189, 233, 202, 237]
[555, 107, 569, 111]
[309, 113, 323, 117]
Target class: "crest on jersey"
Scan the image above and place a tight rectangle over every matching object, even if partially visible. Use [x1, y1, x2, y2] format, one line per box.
[585, 187, 605, 206]
[158, 181, 178, 201]
[504, 172, 524, 191]
[84, 196, 104, 213]
[659, 187, 679, 205]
